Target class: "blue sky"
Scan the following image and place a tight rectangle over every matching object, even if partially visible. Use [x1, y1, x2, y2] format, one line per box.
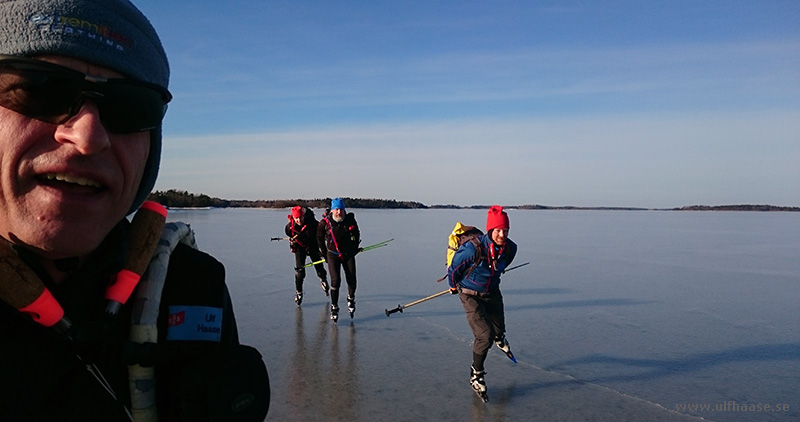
[135, 0, 799, 208]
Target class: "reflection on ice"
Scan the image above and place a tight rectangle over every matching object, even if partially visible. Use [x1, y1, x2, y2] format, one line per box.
[287, 306, 359, 421]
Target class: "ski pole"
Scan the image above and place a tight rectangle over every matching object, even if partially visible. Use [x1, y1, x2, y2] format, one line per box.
[360, 238, 394, 252]
[305, 239, 394, 268]
[271, 236, 290, 241]
[385, 289, 450, 317]
[436, 261, 530, 282]
[303, 258, 326, 268]
[503, 261, 530, 273]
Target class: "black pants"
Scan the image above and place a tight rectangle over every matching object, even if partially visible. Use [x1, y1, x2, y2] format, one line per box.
[458, 290, 505, 370]
[326, 252, 357, 306]
[293, 248, 327, 292]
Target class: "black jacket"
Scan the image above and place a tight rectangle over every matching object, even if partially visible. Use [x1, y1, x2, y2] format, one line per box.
[284, 207, 321, 252]
[316, 213, 360, 260]
[0, 220, 267, 421]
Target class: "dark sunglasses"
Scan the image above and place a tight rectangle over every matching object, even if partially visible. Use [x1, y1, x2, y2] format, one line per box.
[0, 55, 172, 134]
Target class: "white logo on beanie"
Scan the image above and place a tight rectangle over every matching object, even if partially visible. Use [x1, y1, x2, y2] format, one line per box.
[28, 11, 132, 51]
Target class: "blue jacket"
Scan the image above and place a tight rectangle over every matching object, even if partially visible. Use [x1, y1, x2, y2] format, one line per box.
[447, 233, 517, 293]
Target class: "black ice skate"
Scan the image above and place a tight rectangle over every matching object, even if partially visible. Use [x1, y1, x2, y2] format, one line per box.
[330, 304, 339, 322]
[495, 335, 517, 363]
[320, 278, 329, 297]
[346, 296, 355, 318]
[470, 366, 488, 402]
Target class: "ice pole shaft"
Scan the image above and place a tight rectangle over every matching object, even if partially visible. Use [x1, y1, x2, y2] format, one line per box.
[105, 201, 167, 315]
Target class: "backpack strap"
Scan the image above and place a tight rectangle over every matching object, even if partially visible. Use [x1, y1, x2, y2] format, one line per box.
[463, 237, 483, 280]
[128, 221, 197, 422]
[323, 217, 342, 257]
[287, 219, 309, 249]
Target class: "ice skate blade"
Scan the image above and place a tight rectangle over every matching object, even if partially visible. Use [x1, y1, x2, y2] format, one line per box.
[471, 387, 488, 402]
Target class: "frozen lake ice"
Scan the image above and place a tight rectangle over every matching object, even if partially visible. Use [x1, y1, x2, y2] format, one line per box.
[165, 207, 799, 422]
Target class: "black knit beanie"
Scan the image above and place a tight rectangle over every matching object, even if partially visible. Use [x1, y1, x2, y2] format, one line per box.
[0, 0, 170, 214]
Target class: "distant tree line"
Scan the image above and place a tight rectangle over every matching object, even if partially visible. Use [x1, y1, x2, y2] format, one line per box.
[147, 190, 428, 209]
[674, 204, 800, 211]
[148, 190, 224, 208]
[147, 190, 799, 211]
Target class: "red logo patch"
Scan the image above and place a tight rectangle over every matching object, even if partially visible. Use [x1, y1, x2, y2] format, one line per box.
[168, 310, 185, 326]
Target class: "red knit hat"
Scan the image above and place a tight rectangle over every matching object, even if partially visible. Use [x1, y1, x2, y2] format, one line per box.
[486, 205, 509, 232]
[291, 206, 303, 218]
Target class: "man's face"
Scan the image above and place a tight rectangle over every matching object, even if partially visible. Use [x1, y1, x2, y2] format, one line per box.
[331, 208, 344, 221]
[491, 228, 508, 246]
[0, 56, 150, 259]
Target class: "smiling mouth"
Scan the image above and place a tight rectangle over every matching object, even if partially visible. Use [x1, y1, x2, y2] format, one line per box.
[39, 173, 104, 191]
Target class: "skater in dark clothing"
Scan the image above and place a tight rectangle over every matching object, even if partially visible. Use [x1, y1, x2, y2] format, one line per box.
[447, 205, 517, 401]
[285, 206, 329, 304]
[316, 198, 361, 321]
